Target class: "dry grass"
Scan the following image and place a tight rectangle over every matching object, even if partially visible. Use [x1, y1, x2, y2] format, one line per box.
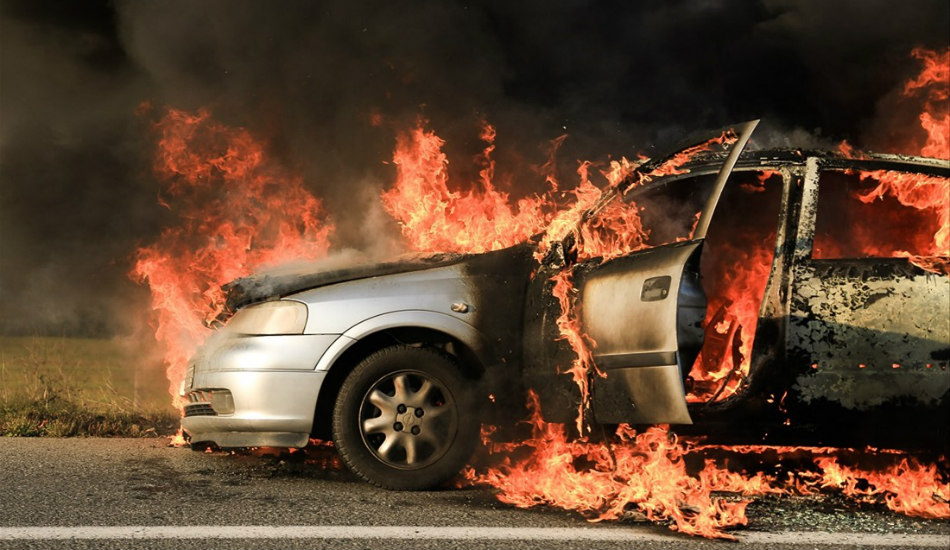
[0, 336, 178, 437]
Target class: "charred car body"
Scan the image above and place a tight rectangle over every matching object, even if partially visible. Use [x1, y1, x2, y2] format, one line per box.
[181, 122, 950, 489]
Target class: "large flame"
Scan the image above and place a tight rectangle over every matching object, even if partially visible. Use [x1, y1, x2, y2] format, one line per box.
[380, 120, 746, 420]
[381, 120, 558, 254]
[813, 455, 950, 519]
[687, 236, 776, 403]
[537, 131, 736, 264]
[836, 48, 950, 271]
[537, 134, 738, 421]
[378, 113, 947, 536]
[463, 393, 750, 540]
[463, 394, 949, 538]
[854, 170, 949, 258]
[682, 170, 782, 403]
[133, 108, 333, 408]
[905, 48, 949, 159]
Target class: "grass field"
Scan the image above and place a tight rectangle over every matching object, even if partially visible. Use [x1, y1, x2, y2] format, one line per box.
[0, 336, 179, 437]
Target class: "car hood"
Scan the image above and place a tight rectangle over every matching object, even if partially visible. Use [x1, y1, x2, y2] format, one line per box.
[223, 251, 473, 313]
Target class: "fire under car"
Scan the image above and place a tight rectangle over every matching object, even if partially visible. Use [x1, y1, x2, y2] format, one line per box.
[180, 121, 950, 489]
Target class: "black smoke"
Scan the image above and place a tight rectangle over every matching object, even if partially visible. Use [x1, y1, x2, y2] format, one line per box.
[1, 0, 947, 335]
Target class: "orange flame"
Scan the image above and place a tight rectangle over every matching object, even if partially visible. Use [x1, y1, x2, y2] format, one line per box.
[381, 120, 558, 254]
[815, 456, 950, 519]
[549, 270, 601, 433]
[132, 108, 333, 408]
[134, 47, 949, 533]
[463, 393, 750, 540]
[687, 235, 776, 403]
[383, 114, 949, 536]
[465, 398, 950, 538]
[834, 48, 949, 271]
[852, 170, 950, 260]
[538, 132, 736, 264]
[536, 134, 738, 415]
[905, 48, 949, 159]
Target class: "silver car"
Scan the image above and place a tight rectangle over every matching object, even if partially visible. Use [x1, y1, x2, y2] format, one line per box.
[181, 121, 949, 489]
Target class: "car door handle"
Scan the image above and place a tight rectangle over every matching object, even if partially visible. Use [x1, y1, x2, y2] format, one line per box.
[641, 275, 672, 302]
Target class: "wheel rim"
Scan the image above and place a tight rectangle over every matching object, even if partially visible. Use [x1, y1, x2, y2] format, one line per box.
[357, 369, 459, 470]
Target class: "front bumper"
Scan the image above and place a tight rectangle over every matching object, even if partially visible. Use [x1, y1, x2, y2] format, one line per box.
[180, 333, 338, 448]
[181, 370, 328, 448]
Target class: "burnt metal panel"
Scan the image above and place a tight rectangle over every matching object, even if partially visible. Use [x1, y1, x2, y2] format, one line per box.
[459, 243, 538, 412]
[521, 264, 581, 425]
[790, 260, 950, 408]
[581, 241, 702, 425]
[523, 241, 706, 426]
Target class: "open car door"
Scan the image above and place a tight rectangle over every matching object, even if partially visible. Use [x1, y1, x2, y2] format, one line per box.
[523, 121, 758, 426]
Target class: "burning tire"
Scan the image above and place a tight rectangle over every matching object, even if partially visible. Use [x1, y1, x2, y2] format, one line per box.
[332, 345, 479, 490]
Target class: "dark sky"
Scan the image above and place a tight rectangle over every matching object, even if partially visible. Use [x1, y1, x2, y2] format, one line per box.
[1, 0, 948, 335]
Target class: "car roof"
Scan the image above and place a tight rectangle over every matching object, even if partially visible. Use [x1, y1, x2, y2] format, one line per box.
[676, 148, 949, 175]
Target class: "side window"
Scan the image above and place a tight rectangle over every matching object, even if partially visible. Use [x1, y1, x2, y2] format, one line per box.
[622, 173, 719, 247]
[574, 173, 718, 260]
[633, 174, 716, 246]
[813, 170, 943, 259]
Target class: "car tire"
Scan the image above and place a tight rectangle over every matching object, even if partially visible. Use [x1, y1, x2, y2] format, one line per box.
[332, 345, 480, 490]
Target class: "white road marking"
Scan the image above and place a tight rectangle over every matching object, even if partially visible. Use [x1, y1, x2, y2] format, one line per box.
[0, 526, 947, 546]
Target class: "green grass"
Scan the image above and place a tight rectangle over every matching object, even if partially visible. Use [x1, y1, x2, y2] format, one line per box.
[0, 336, 179, 437]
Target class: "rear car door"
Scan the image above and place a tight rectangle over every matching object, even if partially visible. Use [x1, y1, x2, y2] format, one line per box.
[523, 121, 758, 426]
[785, 156, 949, 432]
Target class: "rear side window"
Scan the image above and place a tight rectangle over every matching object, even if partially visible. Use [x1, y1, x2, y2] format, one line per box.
[813, 170, 946, 259]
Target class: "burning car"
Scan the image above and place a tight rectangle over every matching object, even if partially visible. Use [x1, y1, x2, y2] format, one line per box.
[180, 121, 949, 489]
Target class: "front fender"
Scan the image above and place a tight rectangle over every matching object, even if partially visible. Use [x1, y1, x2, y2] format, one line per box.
[313, 310, 489, 372]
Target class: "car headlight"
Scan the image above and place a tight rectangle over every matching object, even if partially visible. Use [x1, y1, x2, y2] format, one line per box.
[226, 300, 308, 335]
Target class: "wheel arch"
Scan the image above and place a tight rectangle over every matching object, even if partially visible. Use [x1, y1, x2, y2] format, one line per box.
[310, 312, 489, 439]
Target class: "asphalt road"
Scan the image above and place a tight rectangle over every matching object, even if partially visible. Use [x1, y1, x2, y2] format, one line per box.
[0, 438, 947, 550]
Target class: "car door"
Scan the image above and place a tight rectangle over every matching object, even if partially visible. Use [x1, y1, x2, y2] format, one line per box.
[523, 121, 758, 426]
[786, 156, 950, 415]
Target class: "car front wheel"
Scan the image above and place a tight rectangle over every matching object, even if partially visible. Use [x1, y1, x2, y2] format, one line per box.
[332, 345, 479, 490]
